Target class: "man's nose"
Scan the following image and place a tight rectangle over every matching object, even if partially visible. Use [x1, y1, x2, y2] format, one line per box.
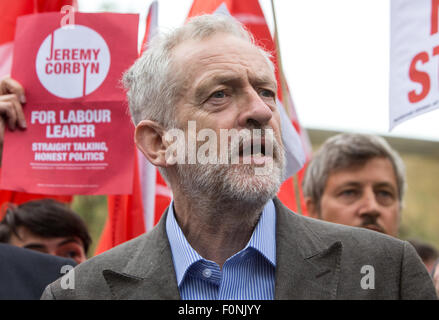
[358, 189, 381, 217]
[237, 89, 273, 128]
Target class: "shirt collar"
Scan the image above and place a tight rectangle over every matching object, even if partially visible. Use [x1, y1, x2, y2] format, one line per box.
[166, 199, 277, 286]
[247, 199, 276, 266]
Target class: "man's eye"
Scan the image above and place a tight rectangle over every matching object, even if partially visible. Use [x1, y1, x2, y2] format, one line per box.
[210, 90, 226, 99]
[63, 251, 78, 258]
[376, 190, 395, 204]
[259, 89, 275, 98]
[340, 189, 357, 197]
[375, 189, 396, 206]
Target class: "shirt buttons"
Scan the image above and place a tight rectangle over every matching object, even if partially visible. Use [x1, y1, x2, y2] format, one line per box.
[202, 268, 212, 278]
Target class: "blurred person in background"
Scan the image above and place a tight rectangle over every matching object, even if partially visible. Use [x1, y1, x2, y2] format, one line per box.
[0, 243, 76, 300]
[433, 260, 439, 297]
[407, 239, 439, 297]
[408, 239, 439, 274]
[303, 133, 439, 297]
[0, 198, 91, 264]
[303, 133, 405, 238]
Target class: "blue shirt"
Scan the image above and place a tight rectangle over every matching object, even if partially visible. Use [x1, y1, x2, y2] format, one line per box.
[166, 199, 276, 300]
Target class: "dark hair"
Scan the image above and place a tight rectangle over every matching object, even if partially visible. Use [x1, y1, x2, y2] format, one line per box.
[0, 199, 91, 253]
[408, 239, 439, 263]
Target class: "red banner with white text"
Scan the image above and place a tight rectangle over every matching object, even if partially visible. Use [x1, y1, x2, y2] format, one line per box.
[0, 0, 77, 208]
[1, 12, 138, 195]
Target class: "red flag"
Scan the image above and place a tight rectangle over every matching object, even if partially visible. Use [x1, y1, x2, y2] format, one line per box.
[187, 0, 311, 215]
[95, 1, 172, 255]
[94, 146, 145, 254]
[0, 0, 76, 78]
[0, 0, 74, 214]
[136, 1, 172, 233]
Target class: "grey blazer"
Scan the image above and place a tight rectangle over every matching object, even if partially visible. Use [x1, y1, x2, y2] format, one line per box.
[41, 198, 437, 299]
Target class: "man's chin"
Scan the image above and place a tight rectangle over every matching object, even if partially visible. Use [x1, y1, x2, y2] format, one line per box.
[224, 165, 282, 200]
[175, 159, 284, 204]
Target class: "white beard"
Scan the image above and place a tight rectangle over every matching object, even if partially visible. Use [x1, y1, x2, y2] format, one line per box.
[175, 134, 285, 207]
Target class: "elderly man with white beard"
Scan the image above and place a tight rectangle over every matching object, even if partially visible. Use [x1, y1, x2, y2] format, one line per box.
[40, 14, 436, 300]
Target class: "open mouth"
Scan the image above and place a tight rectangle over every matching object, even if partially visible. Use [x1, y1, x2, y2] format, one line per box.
[239, 139, 266, 157]
[235, 137, 271, 166]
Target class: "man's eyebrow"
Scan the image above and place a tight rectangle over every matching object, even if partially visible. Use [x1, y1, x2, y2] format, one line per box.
[57, 238, 81, 247]
[23, 243, 46, 250]
[336, 181, 397, 191]
[194, 73, 277, 101]
[335, 181, 362, 189]
[249, 74, 277, 90]
[374, 182, 397, 191]
[194, 74, 242, 101]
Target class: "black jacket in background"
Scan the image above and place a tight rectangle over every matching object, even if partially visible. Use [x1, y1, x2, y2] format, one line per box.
[0, 243, 76, 300]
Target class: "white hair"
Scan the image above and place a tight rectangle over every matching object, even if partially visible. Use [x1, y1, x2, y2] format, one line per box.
[123, 13, 274, 128]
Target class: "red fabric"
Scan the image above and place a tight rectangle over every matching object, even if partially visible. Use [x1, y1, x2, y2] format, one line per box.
[0, 0, 75, 216]
[0, 0, 75, 45]
[96, 159, 170, 255]
[94, 146, 145, 255]
[187, 0, 309, 215]
[95, 2, 171, 255]
[0, 169, 72, 220]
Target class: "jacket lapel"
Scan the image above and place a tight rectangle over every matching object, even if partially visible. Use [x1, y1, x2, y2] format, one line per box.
[101, 199, 343, 300]
[102, 210, 181, 300]
[273, 198, 342, 299]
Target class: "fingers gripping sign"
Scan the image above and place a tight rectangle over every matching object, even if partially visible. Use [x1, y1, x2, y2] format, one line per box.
[0, 77, 27, 136]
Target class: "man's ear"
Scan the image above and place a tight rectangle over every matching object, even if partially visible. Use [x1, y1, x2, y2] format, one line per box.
[305, 197, 320, 219]
[135, 120, 168, 168]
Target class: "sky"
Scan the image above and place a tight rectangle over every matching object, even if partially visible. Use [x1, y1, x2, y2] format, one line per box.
[78, 0, 439, 142]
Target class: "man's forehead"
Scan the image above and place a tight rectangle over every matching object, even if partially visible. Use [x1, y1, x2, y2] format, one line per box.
[171, 33, 270, 67]
[328, 158, 398, 187]
[170, 33, 276, 95]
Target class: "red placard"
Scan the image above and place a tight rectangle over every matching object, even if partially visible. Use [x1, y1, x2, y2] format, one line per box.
[1, 12, 138, 195]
